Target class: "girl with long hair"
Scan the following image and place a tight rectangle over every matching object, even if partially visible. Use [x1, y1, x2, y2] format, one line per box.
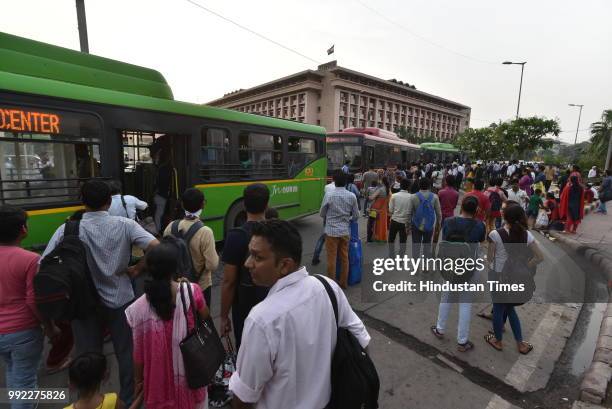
[559, 175, 585, 234]
[484, 203, 543, 354]
[125, 241, 210, 409]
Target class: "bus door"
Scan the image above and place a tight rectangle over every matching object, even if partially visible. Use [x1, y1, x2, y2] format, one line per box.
[119, 131, 189, 228]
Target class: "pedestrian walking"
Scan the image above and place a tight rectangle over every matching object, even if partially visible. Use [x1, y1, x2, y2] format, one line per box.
[485, 178, 507, 231]
[431, 196, 486, 352]
[526, 189, 544, 229]
[519, 168, 534, 197]
[388, 178, 411, 257]
[220, 183, 270, 350]
[229, 220, 371, 409]
[108, 181, 148, 220]
[361, 167, 379, 216]
[320, 171, 359, 288]
[507, 179, 528, 210]
[464, 179, 491, 223]
[484, 203, 543, 354]
[407, 178, 442, 259]
[312, 177, 338, 265]
[544, 165, 555, 192]
[164, 188, 218, 309]
[368, 177, 391, 242]
[559, 175, 586, 234]
[125, 242, 209, 409]
[438, 175, 459, 224]
[0, 205, 60, 409]
[596, 169, 612, 214]
[41, 180, 159, 406]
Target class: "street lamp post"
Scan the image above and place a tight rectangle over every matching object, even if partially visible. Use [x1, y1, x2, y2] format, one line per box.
[502, 61, 527, 119]
[568, 103, 584, 145]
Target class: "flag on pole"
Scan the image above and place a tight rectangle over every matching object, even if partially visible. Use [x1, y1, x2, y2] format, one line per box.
[327, 45, 335, 55]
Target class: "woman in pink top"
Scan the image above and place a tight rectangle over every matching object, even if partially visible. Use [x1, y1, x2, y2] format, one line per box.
[125, 241, 209, 409]
[0, 205, 59, 409]
[438, 175, 459, 223]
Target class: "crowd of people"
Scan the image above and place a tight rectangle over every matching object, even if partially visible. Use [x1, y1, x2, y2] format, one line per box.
[0, 178, 370, 409]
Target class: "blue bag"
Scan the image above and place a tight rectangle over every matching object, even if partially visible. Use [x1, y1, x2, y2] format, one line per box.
[412, 192, 436, 232]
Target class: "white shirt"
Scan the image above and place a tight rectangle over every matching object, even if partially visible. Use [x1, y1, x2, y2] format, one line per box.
[324, 181, 336, 195]
[507, 164, 516, 177]
[489, 228, 535, 272]
[588, 168, 597, 178]
[389, 190, 412, 224]
[109, 194, 148, 220]
[507, 189, 528, 208]
[229, 268, 370, 409]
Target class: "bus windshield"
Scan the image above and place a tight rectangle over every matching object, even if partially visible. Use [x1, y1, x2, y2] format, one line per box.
[327, 144, 362, 171]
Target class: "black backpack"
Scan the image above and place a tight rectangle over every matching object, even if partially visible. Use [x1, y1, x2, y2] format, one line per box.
[168, 220, 204, 282]
[34, 221, 98, 321]
[314, 275, 379, 409]
[437, 218, 478, 284]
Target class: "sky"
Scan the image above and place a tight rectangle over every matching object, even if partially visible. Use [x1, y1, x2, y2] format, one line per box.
[3, 0, 611, 144]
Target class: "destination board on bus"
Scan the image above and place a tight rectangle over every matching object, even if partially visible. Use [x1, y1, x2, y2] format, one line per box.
[0, 106, 101, 137]
[326, 136, 361, 144]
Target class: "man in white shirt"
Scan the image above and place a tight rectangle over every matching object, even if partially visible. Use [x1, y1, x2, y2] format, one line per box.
[507, 179, 528, 209]
[230, 219, 370, 409]
[388, 178, 411, 256]
[108, 180, 148, 220]
[588, 166, 597, 180]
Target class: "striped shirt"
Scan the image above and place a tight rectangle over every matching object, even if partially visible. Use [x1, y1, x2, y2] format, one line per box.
[42, 211, 156, 308]
[319, 186, 359, 237]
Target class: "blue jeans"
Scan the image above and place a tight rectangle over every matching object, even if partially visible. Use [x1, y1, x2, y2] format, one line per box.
[598, 201, 607, 214]
[493, 303, 523, 342]
[313, 233, 326, 262]
[411, 225, 433, 259]
[0, 327, 44, 409]
[436, 293, 473, 344]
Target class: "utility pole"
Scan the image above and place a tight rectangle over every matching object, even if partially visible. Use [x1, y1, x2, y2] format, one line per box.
[502, 61, 527, 119]
[568, 104, 584, 145]
[75, 0, 89, 53]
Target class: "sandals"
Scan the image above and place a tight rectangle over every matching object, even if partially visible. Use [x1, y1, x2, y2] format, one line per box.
[457, 341, 474, 352]
[518, 341, 534, 355]
[431, 326, 444, 339]
[484, 334, 503, 351]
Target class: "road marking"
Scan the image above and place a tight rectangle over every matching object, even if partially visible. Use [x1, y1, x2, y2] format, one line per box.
[504, 303, 565, 391]
[436, 353, 463, 373]
[485, 394, 511, 409]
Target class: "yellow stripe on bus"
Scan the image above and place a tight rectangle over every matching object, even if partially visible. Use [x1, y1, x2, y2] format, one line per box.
[27, 205, 84, 216]
[195, 177, 324, 189]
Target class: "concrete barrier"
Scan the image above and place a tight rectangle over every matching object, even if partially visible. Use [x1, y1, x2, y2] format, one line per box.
[549, 200, 612, 405]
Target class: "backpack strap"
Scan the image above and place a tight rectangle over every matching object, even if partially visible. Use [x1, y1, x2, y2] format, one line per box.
[64, 220, 80, 237]
[314, 275, 338, 328]
[183, 221, 204, 247]
[120, 195, 129, 218]
[171, 220, 181, 238]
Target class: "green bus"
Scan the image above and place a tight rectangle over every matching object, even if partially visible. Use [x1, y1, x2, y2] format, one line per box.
[419, 142, 463, 163]
[0, 32, 327, 249]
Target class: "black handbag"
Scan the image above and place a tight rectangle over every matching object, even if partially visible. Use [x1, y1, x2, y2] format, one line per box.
[178, 281, 225, 389]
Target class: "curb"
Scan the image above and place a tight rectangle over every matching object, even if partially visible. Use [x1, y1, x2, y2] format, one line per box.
[549, 201, 612, 405]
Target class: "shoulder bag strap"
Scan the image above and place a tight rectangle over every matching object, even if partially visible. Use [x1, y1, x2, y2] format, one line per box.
[314, 275, 338, 328]
[171, 220, 181, 238]
[64, 220, 80, 237]
[178, 281, 191, 327]
[183, 221, 204, 247]
[121, 195, 129, 218]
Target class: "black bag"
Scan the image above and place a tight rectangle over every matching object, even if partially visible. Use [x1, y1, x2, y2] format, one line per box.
[179, 281, 225, 389]
[489, 190, 503, 212]
[437, 217, 478, 284]
[168, 220, 204, 282]
[34, 221, 98, 321]
[494, 229, 535, 305]
[314, 275, 379, 409]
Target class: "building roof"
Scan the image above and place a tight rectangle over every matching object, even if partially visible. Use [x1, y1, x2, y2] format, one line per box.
[207, 69, 325, 105]
[327, 63, 470, 111]
[0, 31, 173, 99]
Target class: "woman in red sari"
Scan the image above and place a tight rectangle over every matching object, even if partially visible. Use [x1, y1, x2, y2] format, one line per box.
[559, 175, 585, 234]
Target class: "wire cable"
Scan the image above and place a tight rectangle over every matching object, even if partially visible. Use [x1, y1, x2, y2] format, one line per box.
[185, 0, 321, 65]
[355, 0, 498, 65]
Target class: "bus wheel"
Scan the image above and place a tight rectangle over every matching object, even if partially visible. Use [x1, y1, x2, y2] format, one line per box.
[225, 200, 247, 235]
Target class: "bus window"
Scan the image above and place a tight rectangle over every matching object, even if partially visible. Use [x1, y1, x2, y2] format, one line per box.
[288, 137, 317, 177]
[239, 132, 284, 178]
[327, 145, 361, 172]
[200, 127, 230, 180]
[0, 134, 100, 206]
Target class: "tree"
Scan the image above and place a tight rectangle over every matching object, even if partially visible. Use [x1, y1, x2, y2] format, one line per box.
[454, 116, 560, 160]
[588, 109, 612, 168]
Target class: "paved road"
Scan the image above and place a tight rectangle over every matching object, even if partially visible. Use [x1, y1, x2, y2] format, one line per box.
[6, 212, 609, 409]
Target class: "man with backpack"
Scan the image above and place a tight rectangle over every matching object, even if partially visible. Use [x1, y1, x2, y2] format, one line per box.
[431, 196, 486, 352]
[485, 178, 507, 232]
[0, 206, 61, 406]
[406, 178, 442, 259]
[40, 180, 158, 406]
[108, 180, 148, 220]
[163, 188, 218, 309]
[229, 219, 375, 409]
[220, 183, 270, 350]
